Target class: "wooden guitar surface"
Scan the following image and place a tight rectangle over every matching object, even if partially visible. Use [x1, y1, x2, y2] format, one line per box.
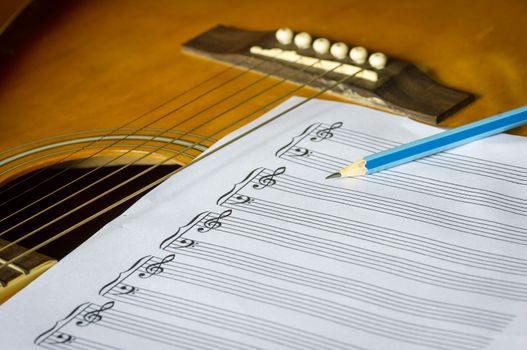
[1, 0, 526, 159]
[0, 0, 526, 300]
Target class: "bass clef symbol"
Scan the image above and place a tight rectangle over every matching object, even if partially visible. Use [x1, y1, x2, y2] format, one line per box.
[139, 254, 175, 279]
[76, 301, 114, 327]
[290, 147, 311, 157]
[171, 238, 197, 248]
[310, 122, 343, 142]
[229, 195, 253, 205]
[111, 284, 139, 296]
[253, 167, 286, 189]
[50, 332, 75, 345]
[198, 210, 232, 233]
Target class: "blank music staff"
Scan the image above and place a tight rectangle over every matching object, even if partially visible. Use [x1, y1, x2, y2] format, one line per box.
[238, 167, 527, 246]
[101, 283, 363, 350]
[277, 124, 527, 216]
[103, 254, 494, 350]
[161, 231, 514, 330]
[281, 145, 527, 216]
[217, 168, 527, 274]
[38, 333, 122, 350]
[213, 199, 527, 300]
[288, 122, 527, 185]
[36, 301, 262, 350]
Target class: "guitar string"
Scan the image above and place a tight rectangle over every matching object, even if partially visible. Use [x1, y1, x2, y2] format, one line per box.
[0, 52, 312, 234]
[0, 57, 337, 249]
[0, 51, 291, 219]
[0, 58, 250, 197]
[0, 54, 271, 209]
[0, 69, 362, 273]
[0, 50, 290, 223]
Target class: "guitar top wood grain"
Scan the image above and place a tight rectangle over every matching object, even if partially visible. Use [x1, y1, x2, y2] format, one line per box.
[0, 0, 525, 164]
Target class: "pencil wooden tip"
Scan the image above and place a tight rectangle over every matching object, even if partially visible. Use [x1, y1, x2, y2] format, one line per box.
[326, 172, 341, 179]
[340, 159, 368, 177]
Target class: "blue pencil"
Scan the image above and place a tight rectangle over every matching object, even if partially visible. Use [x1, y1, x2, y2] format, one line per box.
[327, 105, 527, 179]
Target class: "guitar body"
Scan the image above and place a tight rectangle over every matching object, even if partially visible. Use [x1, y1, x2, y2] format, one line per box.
[0, 0, 526, 300]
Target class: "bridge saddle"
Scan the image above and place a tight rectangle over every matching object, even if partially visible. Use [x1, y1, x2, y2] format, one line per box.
[182, 25, 474, 124]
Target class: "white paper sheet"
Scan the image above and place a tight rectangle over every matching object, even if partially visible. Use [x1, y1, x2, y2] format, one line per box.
[1, 97, 526, 350]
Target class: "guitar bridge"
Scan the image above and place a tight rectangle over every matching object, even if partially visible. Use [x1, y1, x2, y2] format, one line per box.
[182, 25, 474, 124]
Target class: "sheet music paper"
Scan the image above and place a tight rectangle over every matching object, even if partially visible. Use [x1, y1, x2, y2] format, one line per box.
[1, 97, 526, 350]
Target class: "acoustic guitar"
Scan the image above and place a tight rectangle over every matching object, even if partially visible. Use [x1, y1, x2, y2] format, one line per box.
[0, 0, 526, 303]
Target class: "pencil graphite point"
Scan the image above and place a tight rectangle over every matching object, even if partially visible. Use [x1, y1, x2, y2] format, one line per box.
[326, 172, 341, 179]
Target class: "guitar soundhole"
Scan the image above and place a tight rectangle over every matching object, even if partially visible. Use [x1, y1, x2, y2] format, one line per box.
[0, 164, 180, 260]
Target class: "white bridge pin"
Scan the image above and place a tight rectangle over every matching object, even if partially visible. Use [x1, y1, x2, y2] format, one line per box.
[294, 32, 312, 49]
[350, 46, 368, 64]
[312, 38, 330, 54]
[369, 52, 388, 69]
[275, 27, 294, 45]
[330, 42, 349, 59]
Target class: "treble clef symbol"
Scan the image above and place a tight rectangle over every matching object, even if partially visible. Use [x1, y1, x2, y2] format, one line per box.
[198, 210, 232, 233]
[138, 254, 175, 279]
[76, 301, 114, 327]
[253, 167, 286, 189]
[310, 122, 343, 142]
